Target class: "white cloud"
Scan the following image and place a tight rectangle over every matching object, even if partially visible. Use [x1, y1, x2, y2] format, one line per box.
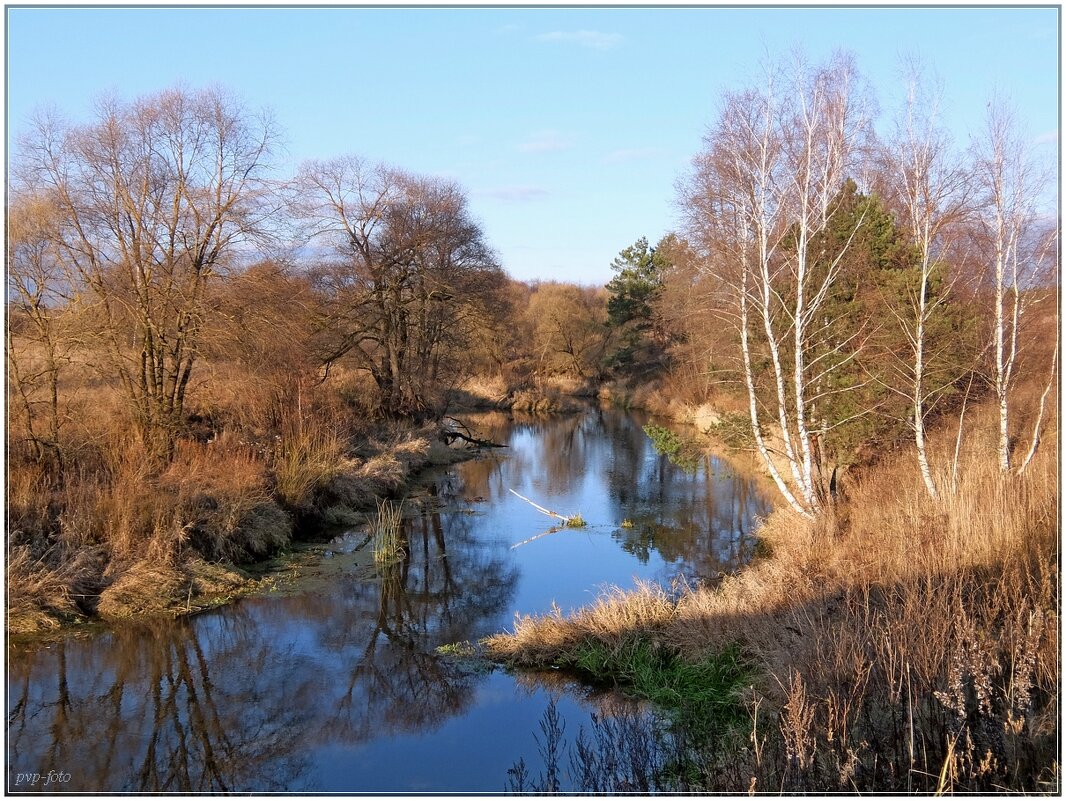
[1033, 129, 1058, 145]
[533, 30, 623, 50]
[603, 147, 664, 164]
[517, 129, 575, 153]
[473, 185, 551, 202]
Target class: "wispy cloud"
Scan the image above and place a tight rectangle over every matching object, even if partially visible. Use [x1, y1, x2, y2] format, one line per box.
[533, 30, 623, 50]
[603, 147, 664, 164]
[473, 185, 551, 203]
[517, 129, 575, 153]
[1033, 129, 1058, 145]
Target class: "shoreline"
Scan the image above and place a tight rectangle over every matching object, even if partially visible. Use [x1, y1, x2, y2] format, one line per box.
[7, 427, 478, 639]
[481, 400, 1058, 793]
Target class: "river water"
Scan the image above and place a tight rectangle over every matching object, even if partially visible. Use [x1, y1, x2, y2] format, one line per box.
[6, 406, 769, 793]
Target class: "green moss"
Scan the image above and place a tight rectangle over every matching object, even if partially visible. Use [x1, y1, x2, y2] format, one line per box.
[436, 640, 478, 657]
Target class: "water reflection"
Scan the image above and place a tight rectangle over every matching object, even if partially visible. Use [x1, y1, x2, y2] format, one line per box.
[8, 615, 316, 792]
[452, 407, 771, 592]
[8, 506, 519, 793]
[7, 406, 769, 792]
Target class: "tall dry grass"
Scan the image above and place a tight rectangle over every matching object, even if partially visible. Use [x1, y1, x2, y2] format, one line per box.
[486, 403, 1059, 793]
[272, 424, 348, 510]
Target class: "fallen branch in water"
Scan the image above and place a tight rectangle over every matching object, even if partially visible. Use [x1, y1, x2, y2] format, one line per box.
[507, 489, 585, 527]
[508, 489, 569, 521]
[442, 417, 507, 448]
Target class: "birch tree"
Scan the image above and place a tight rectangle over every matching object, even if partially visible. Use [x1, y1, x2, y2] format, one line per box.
[972, 97, 1052, 473]
[883, 64, 971, 499]
[680, 52, 873, 518]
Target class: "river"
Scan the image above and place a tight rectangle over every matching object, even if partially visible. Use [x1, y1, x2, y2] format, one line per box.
[6, 406, 769, 793]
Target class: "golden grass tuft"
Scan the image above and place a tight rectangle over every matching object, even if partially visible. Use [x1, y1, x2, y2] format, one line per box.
[96, 560, 191, 619]
[6, 546, 85, 634]
[272, 425, 346, 509]
[372, 499, 406, 566]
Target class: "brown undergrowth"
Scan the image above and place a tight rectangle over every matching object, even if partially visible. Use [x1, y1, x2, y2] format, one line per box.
[7, 365, 461, 634]
[485, 406, 1059, 793]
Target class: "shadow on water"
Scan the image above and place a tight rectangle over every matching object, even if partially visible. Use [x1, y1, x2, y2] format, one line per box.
[6, 405, 769, 793]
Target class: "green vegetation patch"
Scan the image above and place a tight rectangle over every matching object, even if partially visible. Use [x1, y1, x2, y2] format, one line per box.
[561, 638, 753, 739]
[709, 412, 757, 450]
[642, 424, 701, 472]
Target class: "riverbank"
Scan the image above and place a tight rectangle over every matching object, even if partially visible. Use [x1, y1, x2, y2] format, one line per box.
[8, 426, 475, 636]
[484, 404, 1059, 793]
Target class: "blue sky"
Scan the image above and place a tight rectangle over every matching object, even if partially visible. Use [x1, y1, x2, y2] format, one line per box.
[6, 6, 1059, 285]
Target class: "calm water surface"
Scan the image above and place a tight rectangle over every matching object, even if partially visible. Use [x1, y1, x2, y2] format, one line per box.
[6, 407, 769, 793]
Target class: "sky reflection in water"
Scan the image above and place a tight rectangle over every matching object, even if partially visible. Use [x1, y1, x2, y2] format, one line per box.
[7, 406, 769, 793]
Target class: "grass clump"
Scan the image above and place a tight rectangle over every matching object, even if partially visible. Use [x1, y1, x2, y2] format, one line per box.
[565, 639, 752, 737]
[372, 499, 405, 566]
[272, 425, 346, 510]
[565, 512, 586, 528]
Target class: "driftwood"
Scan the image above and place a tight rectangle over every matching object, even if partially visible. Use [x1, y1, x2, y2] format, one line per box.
[507, 489, 569, 522]
[441, 416, 507, 448]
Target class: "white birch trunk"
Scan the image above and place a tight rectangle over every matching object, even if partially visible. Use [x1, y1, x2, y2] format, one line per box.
[914, 257, 939, 500]
[1017, 339, 1057, 475]
[740, 259, 813, 518]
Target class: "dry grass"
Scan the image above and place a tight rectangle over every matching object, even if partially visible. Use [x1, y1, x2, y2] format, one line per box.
[372, 499, 406, 566]
[486, 403, 1059, 793]
[6, 545, 102, 633]
[95, 557, 249, 619]
[272, 424, 347, 509]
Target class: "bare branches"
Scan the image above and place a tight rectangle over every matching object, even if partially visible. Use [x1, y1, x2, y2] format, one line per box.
[17, 86, 278, 456]
[680, 50, 874, 516]
[294, 158, 506, 416]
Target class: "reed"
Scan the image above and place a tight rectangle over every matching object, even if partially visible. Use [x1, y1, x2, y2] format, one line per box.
[372, 499, 406, 566]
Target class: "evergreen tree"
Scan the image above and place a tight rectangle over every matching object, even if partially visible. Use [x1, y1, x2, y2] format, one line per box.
[604, 236, 669, 373]
[800, 180, 979, 465]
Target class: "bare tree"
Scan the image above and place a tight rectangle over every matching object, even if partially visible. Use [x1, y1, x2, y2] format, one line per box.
[680, 52, 873, 518]
[295, 157, 505, 417]
[525, 282, 609, 379]
[18, 87, 279, 456]
[6, 191, 72, 472]
[882, 62, 971, 499]
[972, 96, 1052, 473]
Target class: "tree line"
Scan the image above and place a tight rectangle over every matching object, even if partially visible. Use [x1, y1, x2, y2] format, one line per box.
[8, 56, 1058, 517]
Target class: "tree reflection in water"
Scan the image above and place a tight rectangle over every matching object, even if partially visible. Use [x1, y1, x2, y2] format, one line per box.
[7, 406, 768, 792]
[8, 613, 316, 792]
[7, 504, 519, 793]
